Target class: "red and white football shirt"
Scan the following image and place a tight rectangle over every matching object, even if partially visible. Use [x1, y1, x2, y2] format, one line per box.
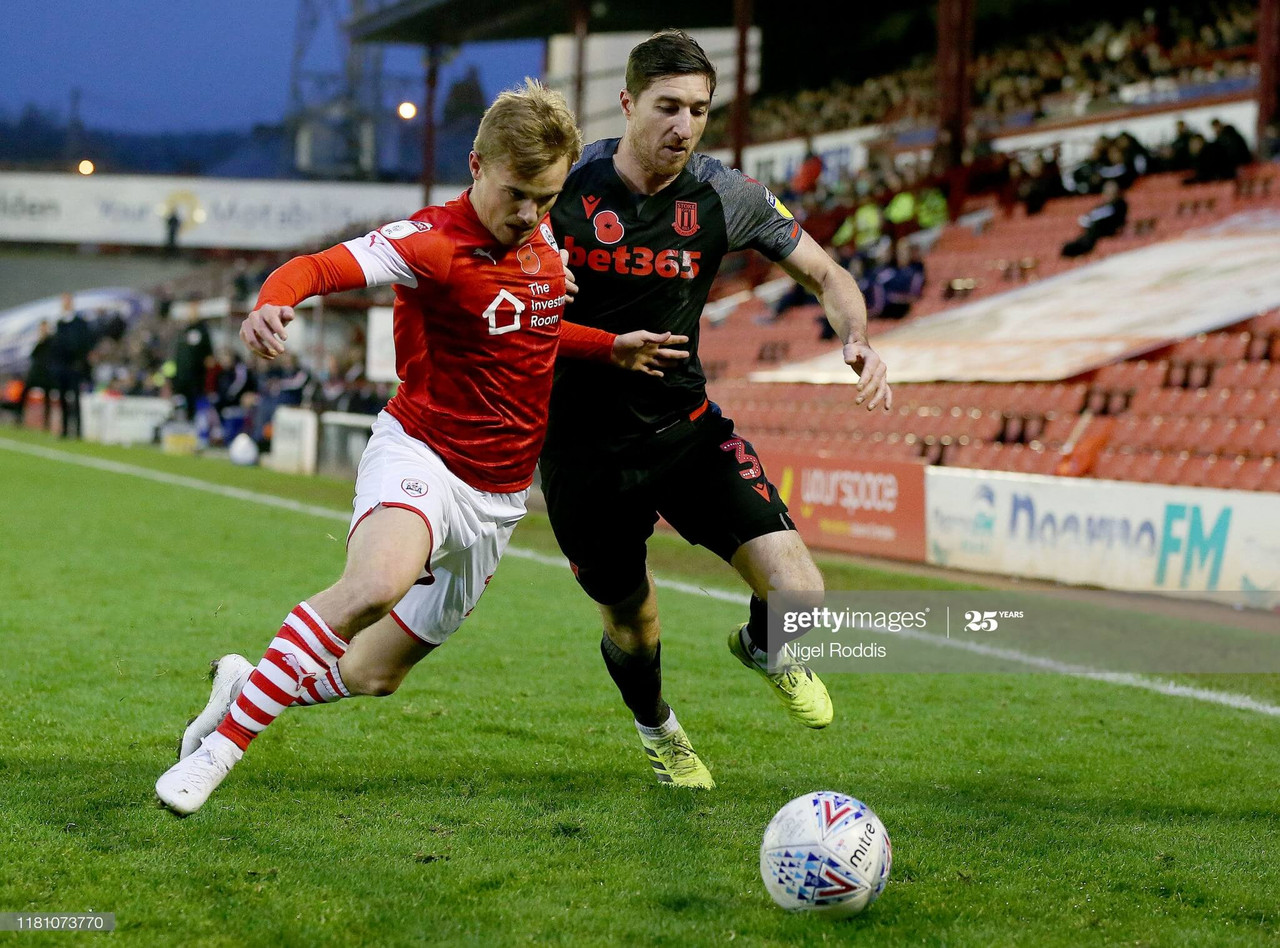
[256, 189, 614, 492]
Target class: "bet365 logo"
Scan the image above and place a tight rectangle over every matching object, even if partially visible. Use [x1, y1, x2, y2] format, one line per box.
[964, 610, 1023, 632]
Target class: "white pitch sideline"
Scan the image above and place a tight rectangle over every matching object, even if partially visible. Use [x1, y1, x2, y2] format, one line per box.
[3, 435, 1278, 720]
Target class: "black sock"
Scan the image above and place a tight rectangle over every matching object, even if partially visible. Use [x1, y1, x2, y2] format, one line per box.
[743, 595, 770, 656]
[600, 633, 670, 727]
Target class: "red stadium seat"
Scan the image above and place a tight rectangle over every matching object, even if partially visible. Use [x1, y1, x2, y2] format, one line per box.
[1246, 309, 1280, 336]
[1044, 382, 1089, 415]
[1127, 451, 1165, 482]
[1041, 414, 1083, 446]
[1204, 456, 1242, 490]
[1093, 449, 1134, 481]
[1129, 387, 1178, 416]
[1148, 452, 1190, 485]
[1256, 423, 1280, 459]
[1236, 458, 1275, 492]
[1176, 455, 1218, 487]
[1195, 418, 1237, 457]
[1216, 361, 1272, 391]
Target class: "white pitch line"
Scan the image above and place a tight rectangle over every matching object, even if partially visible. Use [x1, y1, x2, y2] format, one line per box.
[4, 435, 1279, 719]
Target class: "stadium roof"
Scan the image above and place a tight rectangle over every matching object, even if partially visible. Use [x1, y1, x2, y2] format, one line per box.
[347, 0, 745, 45]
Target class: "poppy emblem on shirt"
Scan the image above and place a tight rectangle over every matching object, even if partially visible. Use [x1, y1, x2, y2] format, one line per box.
[401, 478, 428, 498]
[673, 200, 700, 236]
[593, 209, 624, 245]
[517, 244, 541, 274]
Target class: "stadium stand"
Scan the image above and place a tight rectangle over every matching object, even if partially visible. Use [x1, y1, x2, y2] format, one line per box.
[705, 157, 1280, 494]
[703, 0, 1258, 147]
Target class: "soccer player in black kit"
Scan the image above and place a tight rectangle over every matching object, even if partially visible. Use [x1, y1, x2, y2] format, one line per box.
[543, 30, 892, 788]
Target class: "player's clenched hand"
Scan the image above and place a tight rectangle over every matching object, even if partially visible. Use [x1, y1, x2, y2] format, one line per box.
[611, 330, 690, 377]
[240, 304, 294, 360]
[843, 339, 892, 411]
[559, 248, 579, 302]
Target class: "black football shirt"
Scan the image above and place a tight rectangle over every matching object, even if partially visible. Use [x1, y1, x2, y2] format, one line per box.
[545, 138, 802, 455]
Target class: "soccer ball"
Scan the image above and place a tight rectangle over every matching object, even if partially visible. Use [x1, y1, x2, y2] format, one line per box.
[228, 432, 260, 466]
[760, 790, 892, 918]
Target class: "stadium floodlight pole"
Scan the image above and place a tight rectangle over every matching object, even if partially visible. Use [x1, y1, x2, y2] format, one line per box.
[936, 0, 975, 171]
[422, 43, 441, 205]
[731, 0, 752, 170]
[1260, 0, 1280, 152]
[571, 0, 589, 125]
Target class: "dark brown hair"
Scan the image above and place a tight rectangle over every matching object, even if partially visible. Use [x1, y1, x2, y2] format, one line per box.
[625, 29, 717, 100]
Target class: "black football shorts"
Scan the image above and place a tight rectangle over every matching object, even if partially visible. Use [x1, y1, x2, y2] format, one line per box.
[539, 402, 795, 605]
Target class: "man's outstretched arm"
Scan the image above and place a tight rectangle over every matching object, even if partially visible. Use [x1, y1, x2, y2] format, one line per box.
[240, 246, 367, 359]
[778, 231, 892, 411]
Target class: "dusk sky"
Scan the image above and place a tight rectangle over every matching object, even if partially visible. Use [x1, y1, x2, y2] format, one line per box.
[1, 1, 544, 133]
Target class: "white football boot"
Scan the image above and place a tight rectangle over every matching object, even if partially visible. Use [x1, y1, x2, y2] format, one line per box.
[156, 734, 242, 816]
[177, 654, 254, 760]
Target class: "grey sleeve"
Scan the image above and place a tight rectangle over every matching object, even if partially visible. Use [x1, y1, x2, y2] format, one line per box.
[697, 154, 802, 260]
[571, 138, 620, 174]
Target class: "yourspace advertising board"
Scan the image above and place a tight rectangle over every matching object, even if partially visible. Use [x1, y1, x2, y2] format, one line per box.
[925, 467, 1280, 608]
[768, 450, 927, 562]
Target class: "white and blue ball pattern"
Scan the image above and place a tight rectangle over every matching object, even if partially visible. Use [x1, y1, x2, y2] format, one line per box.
[760, 791, 892, 917]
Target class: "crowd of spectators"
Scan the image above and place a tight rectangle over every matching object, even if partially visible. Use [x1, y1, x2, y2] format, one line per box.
[752, 101, 1258, 328]
[703, 2, 1258, 148]
[4, 288, 391, 450]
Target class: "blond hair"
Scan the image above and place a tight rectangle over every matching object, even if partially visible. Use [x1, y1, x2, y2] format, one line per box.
[473, 78, 583, 178]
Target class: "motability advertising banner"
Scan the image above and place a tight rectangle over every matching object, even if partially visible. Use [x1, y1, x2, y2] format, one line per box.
[925, 467, 1280, 608]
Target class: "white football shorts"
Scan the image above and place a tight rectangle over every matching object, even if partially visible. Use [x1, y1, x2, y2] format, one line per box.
[348, 411, 528, 645]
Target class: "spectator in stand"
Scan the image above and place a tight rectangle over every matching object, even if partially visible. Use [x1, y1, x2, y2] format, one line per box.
[21, 321, 55, 426]
[1210, 118, 1251, 172]
[333, 373, 389, 416]
[876, 241, 927, 320]
[915, 183, 949, 230]
[1098, 143, 1139, 190]
[216, 347, 256, 409]
[266, 351, 310, 408]
[697, 2, 1257, 149]
[1115, 132, 1151, 177]
[1061, 180, 1128, 257]
[1019, 152, 1066, 214]
[1071, 137, 1111, 193]
[165, 209, 182, 257]
[172, 310, 213, 421]
[230, 259, 254, 307]
[1183, 132, 1232, 183]
[214, 348, 256, 441]
[1163, 119, 1196, 170]
[49, 300, 94, 439]
[789, 144, 825, 196]
[882, 172, 917, 239]
[830, 198, 884, 253]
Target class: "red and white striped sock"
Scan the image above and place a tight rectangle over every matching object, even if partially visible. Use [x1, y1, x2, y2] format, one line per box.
[215, 602, 350, 751]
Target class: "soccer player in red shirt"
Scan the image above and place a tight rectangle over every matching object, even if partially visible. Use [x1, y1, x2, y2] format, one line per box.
[155, 80, 688, 816]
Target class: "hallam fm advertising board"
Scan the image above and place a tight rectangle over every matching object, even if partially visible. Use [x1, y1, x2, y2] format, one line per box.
[762, 448, 927, 563]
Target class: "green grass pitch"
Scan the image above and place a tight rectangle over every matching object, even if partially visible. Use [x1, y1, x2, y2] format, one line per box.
[2, 427, 1278, 946]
